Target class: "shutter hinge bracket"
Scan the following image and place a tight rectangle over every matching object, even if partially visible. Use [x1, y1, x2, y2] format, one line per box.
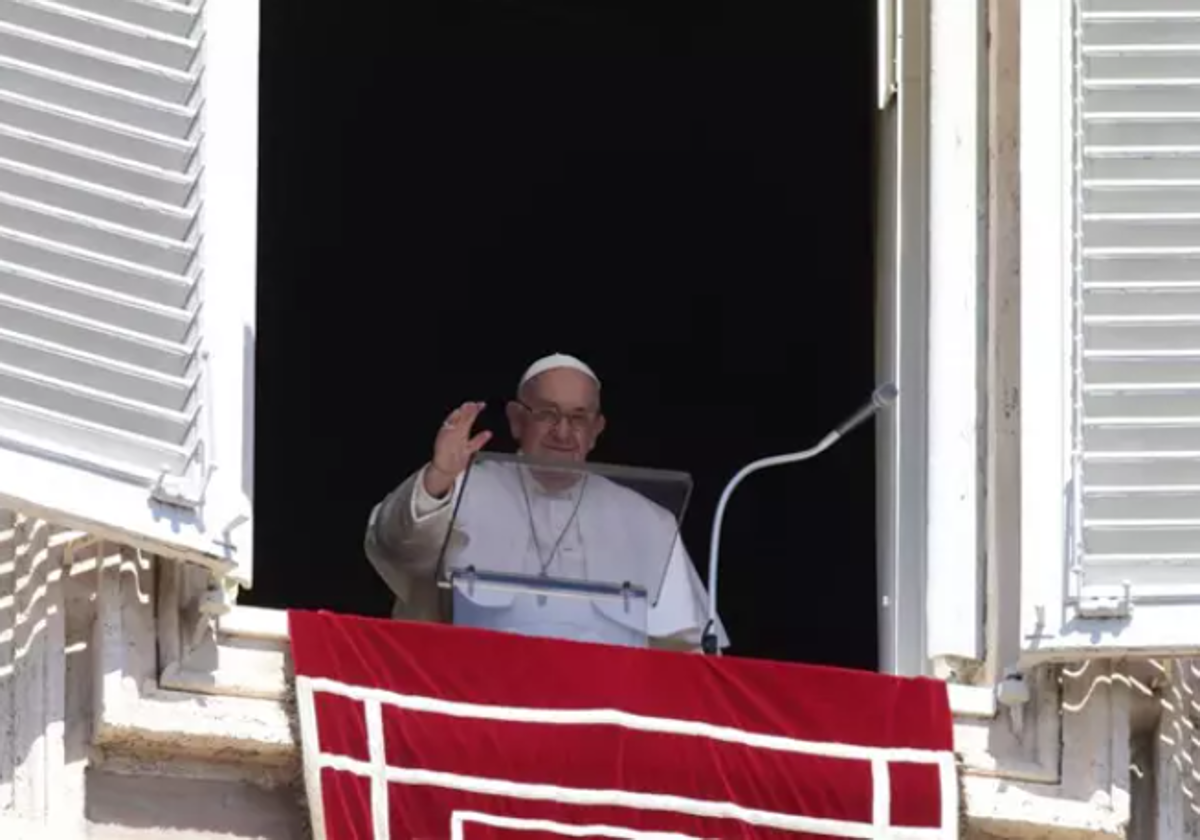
[150, 470, 206, 508]
[1076, 581, 1133, 619]
[211, 512, 250, 553]
[150, 463, 215, 510]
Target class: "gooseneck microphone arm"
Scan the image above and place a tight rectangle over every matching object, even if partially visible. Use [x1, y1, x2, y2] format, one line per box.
[700, 383, 899, 655]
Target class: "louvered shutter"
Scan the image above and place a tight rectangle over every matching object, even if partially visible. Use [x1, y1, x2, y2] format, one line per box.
[1078, 0, 1200, 607]
[0, 0, 257, 584]
[1021, 0, 1200, 659]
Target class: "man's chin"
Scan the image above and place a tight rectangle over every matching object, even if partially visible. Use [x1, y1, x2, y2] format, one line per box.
[532, 448, 583, 463]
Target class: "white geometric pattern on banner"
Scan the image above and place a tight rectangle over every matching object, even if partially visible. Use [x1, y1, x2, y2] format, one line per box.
[294, 674, 959, 840]
[449, 810, 705, 839]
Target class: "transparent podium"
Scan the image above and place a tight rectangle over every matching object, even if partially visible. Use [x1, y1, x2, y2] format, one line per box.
[435, 452, 693, 648]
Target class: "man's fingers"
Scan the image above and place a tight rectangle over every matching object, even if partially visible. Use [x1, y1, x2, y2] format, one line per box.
[466, 430, 492, 453]
[447, 401, 484, 423]
[442, 401, 485, 434]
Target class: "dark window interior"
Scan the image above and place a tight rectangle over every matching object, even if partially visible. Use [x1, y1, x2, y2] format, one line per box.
[250, 0, 878, 670]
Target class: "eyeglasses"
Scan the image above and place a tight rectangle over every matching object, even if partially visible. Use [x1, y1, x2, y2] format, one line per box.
[516, 401, 598, 431]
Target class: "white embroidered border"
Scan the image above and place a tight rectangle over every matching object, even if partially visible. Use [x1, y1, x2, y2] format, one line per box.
[450, 809, 705, 839]
[299, 675, 951, 765]
[295, 674, 959, 840]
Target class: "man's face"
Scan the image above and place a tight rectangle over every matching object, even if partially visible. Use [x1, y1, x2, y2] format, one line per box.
[506, 368, 606, 462]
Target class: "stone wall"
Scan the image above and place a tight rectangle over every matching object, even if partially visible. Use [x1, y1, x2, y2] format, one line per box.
[0, 512, 302, 839]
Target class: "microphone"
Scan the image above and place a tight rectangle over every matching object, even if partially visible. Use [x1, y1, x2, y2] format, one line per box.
[836, 382, 898, 437]
[700, 383, 899, 655]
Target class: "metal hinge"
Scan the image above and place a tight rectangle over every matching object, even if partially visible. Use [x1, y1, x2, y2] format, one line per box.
[150, 465, 216, 510]
[211, 511, 250, 553]
[1076, 582, 1133, 619]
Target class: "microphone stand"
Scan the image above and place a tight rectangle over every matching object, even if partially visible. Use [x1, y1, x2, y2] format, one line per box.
[700, 384, 899, 655]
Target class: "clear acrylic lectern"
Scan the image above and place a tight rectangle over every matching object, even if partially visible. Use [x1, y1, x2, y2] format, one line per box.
[435, 452, 693, 648]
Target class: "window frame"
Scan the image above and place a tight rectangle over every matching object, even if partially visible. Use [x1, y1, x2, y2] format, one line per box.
[878, 0, 987, 679]
[876, 0, 929, 678]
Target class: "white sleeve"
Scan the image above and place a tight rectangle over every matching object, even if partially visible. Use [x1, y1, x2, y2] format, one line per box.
[411, 465, 455, 521]
[364, 466, 459, 609]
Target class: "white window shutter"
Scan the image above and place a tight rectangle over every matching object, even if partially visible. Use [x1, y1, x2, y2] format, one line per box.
[0, 0, 258, 586]
[1021, 0, 1200, 660]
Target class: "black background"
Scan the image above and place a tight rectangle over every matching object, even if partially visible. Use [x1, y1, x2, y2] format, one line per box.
[249, 0, 879, 670]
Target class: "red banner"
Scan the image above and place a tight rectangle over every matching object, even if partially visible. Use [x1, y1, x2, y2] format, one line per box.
[290, 611, 956, 840]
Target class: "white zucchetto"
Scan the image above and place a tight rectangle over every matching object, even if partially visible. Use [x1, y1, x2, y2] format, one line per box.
[517, 353, 600, 391]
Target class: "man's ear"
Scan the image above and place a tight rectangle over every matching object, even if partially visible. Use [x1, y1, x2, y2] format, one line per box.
[590, 412, 607, 447]
[505, 400, 524, 439]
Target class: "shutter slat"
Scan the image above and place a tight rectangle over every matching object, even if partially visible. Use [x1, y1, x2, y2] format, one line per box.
[1087, 155, 1200, 179]
[1084, 21, 1200, 48]
[1086, 457, 1200, 486]
[1079, 0, 1200, 594]
[1084, 321, 1200, 351]
[0, 360, 191, 441]
[0, 56, 195, 135]
[0, 227, 191, 306]
[1083, 187, 1200, 215]
[1087, 490, 1200, 518]
[0, 22, 196, 104]
[1085, 525, 1200, 555]
[1086, 218, 1200, 247]
[0, 260, 191, 340]
[1087, 254, 1200, 280]
[0, 91, 193, 171]
[0, 292, 191, 375]
[1085, 422, 1200, 453]
[1087, 394, 1200, 414]
[0, 0, 198, 71]
[0, 158, 194, 237]
[1085, 286, 1200, 315]
[1080, 557, 1200, 591]
[1086, 0, 1200, 13]
[0, 395, 187, 474]
[1087, 357, 1200, 387]
[1088, 87, 1200, 112]
[0, 123, 195, 204]
[0, 192, 194, 272]
[0, 327, 191, 408]
[54, 0, 198, 38]
[1087, 122, 1200, 147]
[1088, 55, 1200, 78]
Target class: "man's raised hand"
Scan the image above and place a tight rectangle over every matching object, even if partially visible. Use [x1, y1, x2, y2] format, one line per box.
[424, 401, 492, 498]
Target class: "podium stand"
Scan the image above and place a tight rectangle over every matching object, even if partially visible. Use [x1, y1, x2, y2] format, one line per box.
[434, 452, 692, 648]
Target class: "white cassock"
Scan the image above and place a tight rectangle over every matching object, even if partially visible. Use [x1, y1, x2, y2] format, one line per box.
[365, 460, 730, 651]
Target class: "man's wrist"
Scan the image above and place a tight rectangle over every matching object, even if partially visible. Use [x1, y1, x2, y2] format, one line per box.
[422, 463, 455, 499]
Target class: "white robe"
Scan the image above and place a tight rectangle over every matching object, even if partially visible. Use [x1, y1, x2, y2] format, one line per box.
[365, 460, 729, 650]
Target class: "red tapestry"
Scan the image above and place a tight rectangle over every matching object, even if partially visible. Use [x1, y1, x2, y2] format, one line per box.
[289, 611, 956, 840]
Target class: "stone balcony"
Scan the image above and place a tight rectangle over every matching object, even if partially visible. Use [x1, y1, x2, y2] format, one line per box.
[4, 509, 1200, 840]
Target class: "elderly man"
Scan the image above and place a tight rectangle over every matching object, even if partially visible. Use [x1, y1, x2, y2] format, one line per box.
[364, 353, 727, 651]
